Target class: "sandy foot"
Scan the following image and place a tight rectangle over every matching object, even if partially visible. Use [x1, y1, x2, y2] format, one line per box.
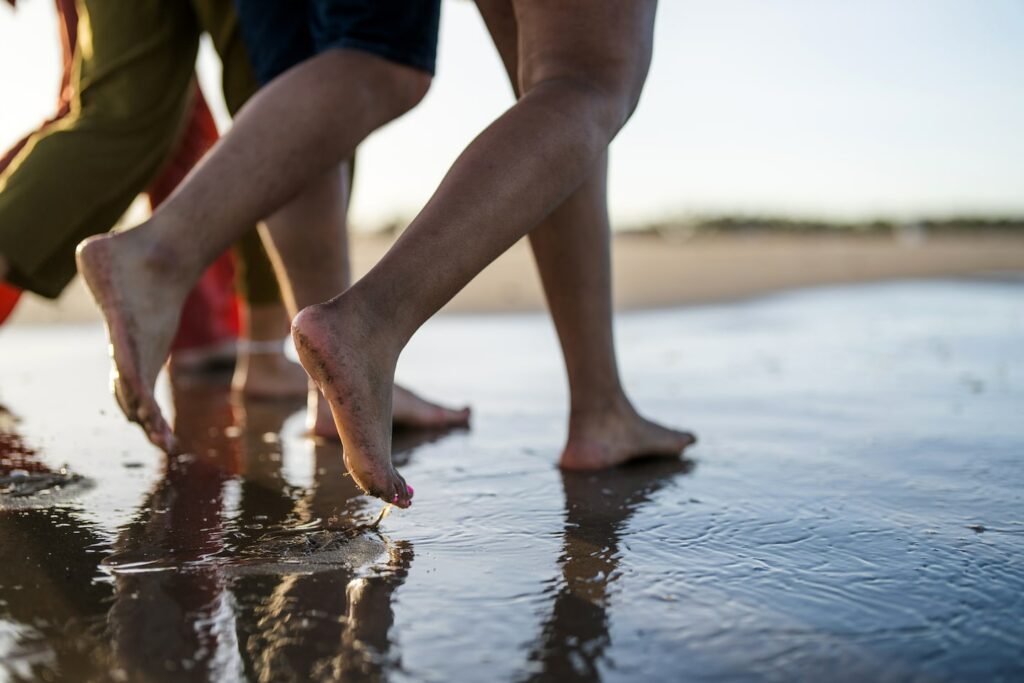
[76, 233, 187, 453]
[292, 301, 414, 507]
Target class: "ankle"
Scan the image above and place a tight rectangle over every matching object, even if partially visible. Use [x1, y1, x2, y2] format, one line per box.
[569, 392, 634, 424]
[123, 221, 203, 284]
[245, 303, 292, 343]
[324, 289, 407, 358]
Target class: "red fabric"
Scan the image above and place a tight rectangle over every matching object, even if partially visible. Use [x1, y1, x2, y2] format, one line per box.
[0, 285, 21, 324]
[150, 91, 241, 352]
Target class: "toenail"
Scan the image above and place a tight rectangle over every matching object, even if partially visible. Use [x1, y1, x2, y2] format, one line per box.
[407, 485, 414, 497]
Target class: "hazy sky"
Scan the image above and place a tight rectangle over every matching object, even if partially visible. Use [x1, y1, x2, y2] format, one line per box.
[1, 1, 1022, 231]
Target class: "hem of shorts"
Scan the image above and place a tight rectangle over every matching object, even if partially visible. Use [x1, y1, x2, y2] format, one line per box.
[327, 37, 436, 76]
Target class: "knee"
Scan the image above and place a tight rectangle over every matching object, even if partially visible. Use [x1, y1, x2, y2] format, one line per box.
[370, 64, 432, 120]
[519, 65, 647, 139]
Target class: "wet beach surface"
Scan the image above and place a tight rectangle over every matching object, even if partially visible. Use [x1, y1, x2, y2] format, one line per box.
[0, 278, 1022, 682]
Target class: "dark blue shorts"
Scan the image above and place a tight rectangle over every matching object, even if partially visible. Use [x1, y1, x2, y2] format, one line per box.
[234, 0, 442, 84]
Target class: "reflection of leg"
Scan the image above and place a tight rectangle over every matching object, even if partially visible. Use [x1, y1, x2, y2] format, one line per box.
[476, 0, 695, 471]
[107, 385, 240, 680]
[292, 0, 662, 505]
[340, 543, 413, 679]
[231, 440, 412, 681]
[76, 49, 430, 453]
[525, 460, 693, 681]
[0, 508, 113, 678]
[233, 396, 304, 531]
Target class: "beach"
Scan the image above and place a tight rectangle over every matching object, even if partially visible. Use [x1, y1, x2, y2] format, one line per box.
[8, 231, 1024, 324]
[1, 273, 1022, 680]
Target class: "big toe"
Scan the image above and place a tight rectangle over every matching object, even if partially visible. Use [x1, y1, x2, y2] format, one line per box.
[137, 401, 178, 454]
[396, 402, 471, 429]
[347, 460, 414, 508]
[672, 429, 697, 450]
[377, 471, 415, 509]
[436, 405, 471, 427]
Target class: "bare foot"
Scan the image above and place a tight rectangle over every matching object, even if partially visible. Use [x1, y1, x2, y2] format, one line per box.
[310, 383, 471, 439]
[393, 385, 471, 430]
[76, 231, 190, 453]
[560, 403, 696, 471]
[292, 300, 413, 507]
[232, 343, 310, 399]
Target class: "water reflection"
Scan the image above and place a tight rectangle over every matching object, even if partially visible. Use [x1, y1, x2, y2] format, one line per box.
[0, 379, 455, 681]
[0, 406, 113, 677]
[525, 458, 694, 682]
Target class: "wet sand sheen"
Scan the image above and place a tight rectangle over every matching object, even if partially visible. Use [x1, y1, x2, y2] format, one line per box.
[1, 278, 1022, 681]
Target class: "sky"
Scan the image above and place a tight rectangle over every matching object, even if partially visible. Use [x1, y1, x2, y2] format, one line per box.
[1, 0, 1022, 231]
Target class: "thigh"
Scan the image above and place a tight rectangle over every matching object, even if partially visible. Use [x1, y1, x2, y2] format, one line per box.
[474, 0, 519, 94]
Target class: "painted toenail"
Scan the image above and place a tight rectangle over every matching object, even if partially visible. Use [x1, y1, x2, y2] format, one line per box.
[407, 485, 414, 497]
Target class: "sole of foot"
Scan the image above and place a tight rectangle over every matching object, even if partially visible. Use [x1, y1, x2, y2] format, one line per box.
[292, 302, 414, 508]
[76, 234, 182, 453]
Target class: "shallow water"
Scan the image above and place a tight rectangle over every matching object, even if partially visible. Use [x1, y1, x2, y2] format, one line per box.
[0, 278, 1022, 682]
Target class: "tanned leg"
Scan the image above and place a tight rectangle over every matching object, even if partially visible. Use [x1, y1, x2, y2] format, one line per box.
[76, 49, 430, 453]
[257, 164, 469, 437]
[475, 0, 694, 469]
[231, 301, 309, 399]
[292, 0, 666, 506]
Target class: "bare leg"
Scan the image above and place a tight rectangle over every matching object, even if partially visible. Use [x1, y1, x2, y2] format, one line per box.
[76, 49, 430, 453]
[293, 0, 667, 505]
[231, 301, 309, 399]
[476, 0, 694, 468]
[258, 164, 469, 436]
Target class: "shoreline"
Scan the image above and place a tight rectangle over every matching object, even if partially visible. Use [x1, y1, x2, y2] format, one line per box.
[8, 232, 1024, 325]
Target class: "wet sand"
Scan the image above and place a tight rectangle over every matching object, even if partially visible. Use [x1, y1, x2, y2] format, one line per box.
[1, 278, 1022, 681]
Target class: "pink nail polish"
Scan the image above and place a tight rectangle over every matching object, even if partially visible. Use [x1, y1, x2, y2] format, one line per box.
[407, 485, 414, 497]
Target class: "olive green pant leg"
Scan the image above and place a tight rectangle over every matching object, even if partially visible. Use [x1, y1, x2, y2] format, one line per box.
[191, 0, 283, 308]
[0, 0, 200, 298]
